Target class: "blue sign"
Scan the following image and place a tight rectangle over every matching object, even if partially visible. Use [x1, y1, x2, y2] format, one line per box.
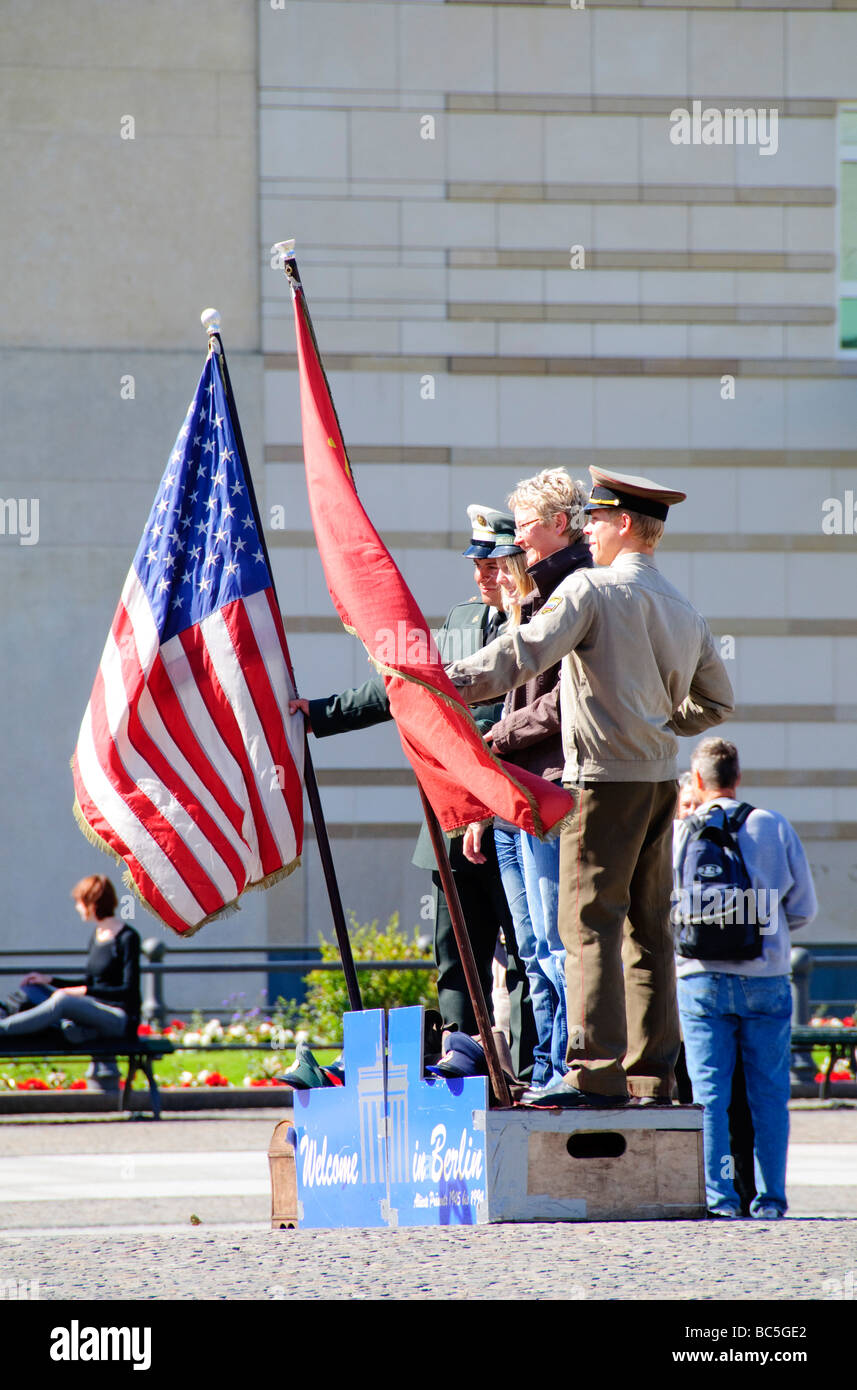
[292, 1009, 388, 1228]
[292, 1006, 489, 1228]
[386, 1006, 488, 1226]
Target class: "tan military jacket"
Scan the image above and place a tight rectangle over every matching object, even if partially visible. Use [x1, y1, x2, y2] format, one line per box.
[446, 551, 734, 784]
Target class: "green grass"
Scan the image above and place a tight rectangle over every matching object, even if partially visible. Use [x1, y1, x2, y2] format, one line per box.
[0, 1047, 341, 1091]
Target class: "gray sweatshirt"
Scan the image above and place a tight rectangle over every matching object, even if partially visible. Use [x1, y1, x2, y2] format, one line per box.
[673, 797, 818, 978]
[447, 551, 734, 784]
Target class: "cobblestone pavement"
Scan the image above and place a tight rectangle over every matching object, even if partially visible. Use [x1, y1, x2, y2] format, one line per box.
[0, 1103, 854, 1301]
[1, 1215, 855, 1302]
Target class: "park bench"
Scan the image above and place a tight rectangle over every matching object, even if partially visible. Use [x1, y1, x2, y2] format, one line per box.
[791, 1026, 857, 1099]
[0, 1037, 174, 1119]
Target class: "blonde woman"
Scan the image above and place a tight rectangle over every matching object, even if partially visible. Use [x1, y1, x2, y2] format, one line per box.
[471, 470, 590, 1087]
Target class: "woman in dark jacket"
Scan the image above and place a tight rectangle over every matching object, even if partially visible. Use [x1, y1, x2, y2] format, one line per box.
[0, 874, 140, 1045]
[481, 470, 591, 1088]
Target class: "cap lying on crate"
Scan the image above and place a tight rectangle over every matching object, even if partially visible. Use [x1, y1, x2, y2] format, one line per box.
[276, 1041, 334, 1090]
[323, 1054, 345, 1086]
[425, 1031, 488, 1078]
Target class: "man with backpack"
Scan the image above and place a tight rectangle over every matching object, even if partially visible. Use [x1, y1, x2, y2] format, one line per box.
[673, 737, 818, 1219]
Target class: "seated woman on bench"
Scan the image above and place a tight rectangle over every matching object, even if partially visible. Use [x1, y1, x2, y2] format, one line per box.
[0, 874, 141, 1048]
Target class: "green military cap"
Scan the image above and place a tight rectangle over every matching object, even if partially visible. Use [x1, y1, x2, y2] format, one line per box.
[584, 467, 687, 523]
[487, 514, 523, 559]
[463, 504, 521, 558]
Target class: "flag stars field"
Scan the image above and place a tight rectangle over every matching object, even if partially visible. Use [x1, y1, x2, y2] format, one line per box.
[71, 340, 305, 936]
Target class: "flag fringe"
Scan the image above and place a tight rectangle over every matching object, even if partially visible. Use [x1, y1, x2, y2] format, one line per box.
[244, 857, 302, 896]
[446, 815, 493, 842]
[71, 795, 127, 872]
[544, 801, 578, 841]
[73, 793, 301, 936]
[159, 855, 302, 936]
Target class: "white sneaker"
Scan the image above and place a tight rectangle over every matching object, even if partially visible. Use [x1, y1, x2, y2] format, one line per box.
[752, 1206, 784, 1219]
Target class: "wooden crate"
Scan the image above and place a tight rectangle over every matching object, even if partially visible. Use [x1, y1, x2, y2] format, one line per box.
[480, 1104, 705, 1222]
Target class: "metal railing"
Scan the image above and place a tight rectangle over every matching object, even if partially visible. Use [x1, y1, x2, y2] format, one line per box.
[0, 941, 436, 1026]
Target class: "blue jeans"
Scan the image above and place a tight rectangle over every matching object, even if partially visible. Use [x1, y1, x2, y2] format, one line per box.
[0, 992, 127, 1043]
[495, 827, 564, 1086]
[520, 831, 567, 1081]
[678, 972, 792, 1216]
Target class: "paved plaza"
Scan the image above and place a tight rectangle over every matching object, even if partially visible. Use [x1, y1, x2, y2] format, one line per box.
[0, 1102, 854, 1302]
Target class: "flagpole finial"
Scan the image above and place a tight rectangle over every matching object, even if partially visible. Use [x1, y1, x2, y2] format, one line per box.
[201, 307, 221, 336]
[271, 240, 296, 266]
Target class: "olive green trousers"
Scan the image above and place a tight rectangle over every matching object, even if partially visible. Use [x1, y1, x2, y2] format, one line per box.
[558, 780, 680, 1099]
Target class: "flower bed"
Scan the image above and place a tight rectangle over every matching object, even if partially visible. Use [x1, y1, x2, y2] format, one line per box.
[808, 1014, 856, 1083]
[0, 1005, 289, 1091]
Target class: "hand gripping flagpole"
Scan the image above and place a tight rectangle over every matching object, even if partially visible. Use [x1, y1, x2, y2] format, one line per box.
[272, 245, 512, 1107]
[201, 306, 363, 1015]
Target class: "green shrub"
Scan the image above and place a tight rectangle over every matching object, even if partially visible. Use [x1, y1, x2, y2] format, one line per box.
[299, 913, 437, 1044]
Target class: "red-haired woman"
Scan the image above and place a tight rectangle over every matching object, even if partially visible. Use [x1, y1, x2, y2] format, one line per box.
[0, 875, 141, 1050]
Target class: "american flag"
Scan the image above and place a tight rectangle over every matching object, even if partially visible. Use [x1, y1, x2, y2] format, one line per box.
[72, 344, 304, 936]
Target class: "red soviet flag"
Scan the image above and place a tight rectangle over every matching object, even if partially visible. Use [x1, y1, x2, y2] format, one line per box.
[290, 278, 573, 839]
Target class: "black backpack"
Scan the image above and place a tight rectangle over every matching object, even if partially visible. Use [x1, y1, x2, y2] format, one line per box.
[674, 802, 764, 961]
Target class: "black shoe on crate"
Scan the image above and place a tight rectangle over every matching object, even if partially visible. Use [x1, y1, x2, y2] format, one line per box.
[520, 1077, 628, 1109]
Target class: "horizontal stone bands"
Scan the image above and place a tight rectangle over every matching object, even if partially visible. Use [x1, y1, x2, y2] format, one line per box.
[315, 769, 416, 788]
[448, 182, 836, 206]
[304, 823, 417, 841]
[792, 823, 857, 840]
[302, 820, 855, 842]
[450, 303, 834, 325]
[265, 351, 854, 377]
[682, 620, 857, 636]
[446, 94, 837, 118]
[449, 0, 857, 9]
[449, 250, 836, 272]
[314, 767, 857, 788]
[259, 93, 839, 117]
[266, 531, 857, 555]
[279, 616, 857, 640]
[732, 705, 857, 721]
[264, 446, 857, 469]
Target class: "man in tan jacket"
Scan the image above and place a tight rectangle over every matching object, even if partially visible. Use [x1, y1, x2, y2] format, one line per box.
[446, 467, 734, 1108]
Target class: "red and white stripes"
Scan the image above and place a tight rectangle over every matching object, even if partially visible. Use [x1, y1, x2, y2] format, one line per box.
[73, 571, 304, 935]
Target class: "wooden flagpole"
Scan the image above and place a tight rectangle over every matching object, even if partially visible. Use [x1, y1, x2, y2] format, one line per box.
[201, 308, 363, 1014]
[416, 787, 512, 1108]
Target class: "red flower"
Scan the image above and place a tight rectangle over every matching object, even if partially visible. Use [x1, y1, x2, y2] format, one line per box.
[170, 1019, 185, 1030]
[70, 1079, 87, 1091]
[137, 1023, 153, 1036]
[20, 1078, 50, 1091]
[203, 1072, 229, 1087]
